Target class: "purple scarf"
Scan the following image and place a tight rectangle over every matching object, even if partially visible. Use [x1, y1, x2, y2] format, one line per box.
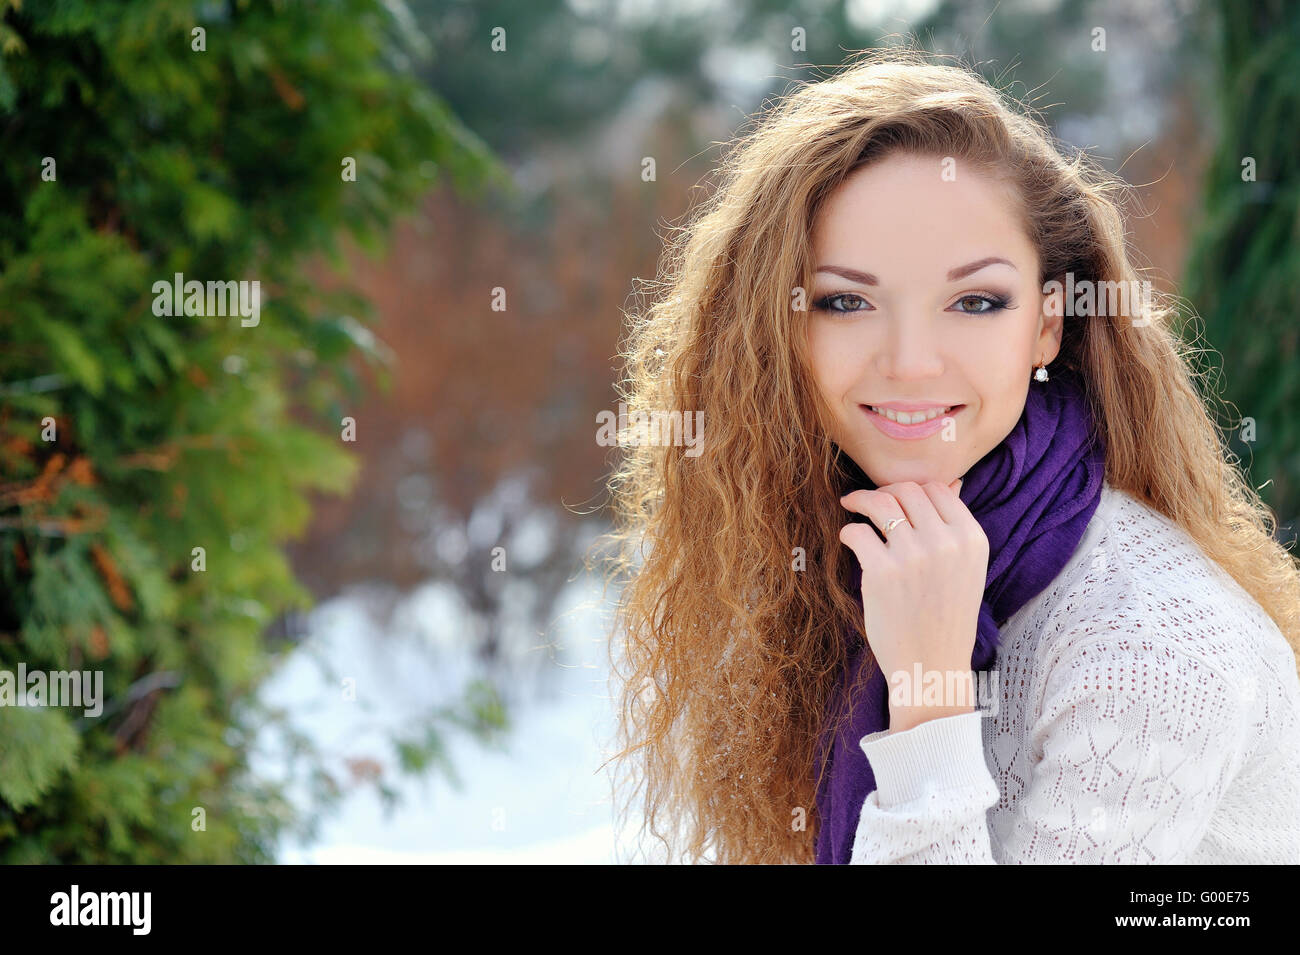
[813, 368, 1106, 864]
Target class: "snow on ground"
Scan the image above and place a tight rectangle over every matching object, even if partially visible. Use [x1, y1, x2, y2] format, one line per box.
[255, 571, 637, 864]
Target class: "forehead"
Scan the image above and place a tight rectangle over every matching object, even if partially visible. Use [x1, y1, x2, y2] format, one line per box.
[812, 152, 1035, 276]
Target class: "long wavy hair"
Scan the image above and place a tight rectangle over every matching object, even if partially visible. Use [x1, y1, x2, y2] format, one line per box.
[593, 47, 1300, 865]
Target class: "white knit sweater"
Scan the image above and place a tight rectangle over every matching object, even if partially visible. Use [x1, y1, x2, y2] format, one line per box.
[849, 480, 1300, 864]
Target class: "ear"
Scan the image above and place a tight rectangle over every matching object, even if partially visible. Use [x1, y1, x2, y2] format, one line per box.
[1038, 282, 1065, 364]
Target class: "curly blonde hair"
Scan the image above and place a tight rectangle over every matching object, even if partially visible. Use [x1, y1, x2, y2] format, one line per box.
[592, 47, 1300, 865]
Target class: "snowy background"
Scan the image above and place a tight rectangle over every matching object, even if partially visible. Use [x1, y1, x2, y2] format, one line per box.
[254, 569, 632, 864]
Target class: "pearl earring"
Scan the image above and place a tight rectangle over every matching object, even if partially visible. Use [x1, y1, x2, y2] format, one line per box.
[1033, 361, 1050, 383]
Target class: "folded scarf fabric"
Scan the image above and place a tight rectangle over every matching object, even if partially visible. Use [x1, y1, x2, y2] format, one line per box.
[813, 368, 1107, 864]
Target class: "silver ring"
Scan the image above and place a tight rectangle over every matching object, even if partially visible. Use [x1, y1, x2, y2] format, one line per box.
[881, 517, 906, 536]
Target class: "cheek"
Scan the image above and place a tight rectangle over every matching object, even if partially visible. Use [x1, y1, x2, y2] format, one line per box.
[806, 325, 851, 399]
[951, 324, 1033, 439]
[963, 312, 1038, 389]
[967, 346, 1033, 439]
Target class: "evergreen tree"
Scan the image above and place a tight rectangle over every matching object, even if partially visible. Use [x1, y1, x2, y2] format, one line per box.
[0, 0, 502, 862]
[1183, 0, 1300, 532]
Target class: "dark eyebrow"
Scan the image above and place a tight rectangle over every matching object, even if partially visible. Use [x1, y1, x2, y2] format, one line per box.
[814, 257, 1018, 286]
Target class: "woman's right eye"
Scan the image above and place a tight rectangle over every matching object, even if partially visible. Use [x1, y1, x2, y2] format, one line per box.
[812, 292, 872, 314]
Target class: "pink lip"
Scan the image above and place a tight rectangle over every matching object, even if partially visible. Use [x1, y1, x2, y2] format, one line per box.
[861, 403, 964, 440]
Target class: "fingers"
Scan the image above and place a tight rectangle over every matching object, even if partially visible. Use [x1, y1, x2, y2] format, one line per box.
[919, 480, 987, 559]
[843, 481, 951, 535]
[840, 488, 909, 539]
[880, 482, 946, 535]
[839, 479, 972, 566]
[839, 516, 887, 568]
[839, 486, 902, 567]
[920, 479, 967, 524]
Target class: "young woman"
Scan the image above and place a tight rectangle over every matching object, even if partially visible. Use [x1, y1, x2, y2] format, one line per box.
[599, 49, 1300, 864]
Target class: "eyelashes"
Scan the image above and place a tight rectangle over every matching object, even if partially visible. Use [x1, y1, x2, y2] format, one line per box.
[810, 292, 873, 314]
[810, 291, 1017, 316]
[952, 292, 1015, 315]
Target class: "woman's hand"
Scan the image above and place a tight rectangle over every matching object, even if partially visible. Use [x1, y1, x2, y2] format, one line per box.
[839, 479, 989, 734]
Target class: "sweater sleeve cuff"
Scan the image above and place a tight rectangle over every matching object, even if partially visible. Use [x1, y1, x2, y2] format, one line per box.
[858, 710, 992, 807]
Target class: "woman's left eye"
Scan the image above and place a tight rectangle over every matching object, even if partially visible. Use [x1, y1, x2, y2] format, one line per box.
[951, 293, 1012, 314]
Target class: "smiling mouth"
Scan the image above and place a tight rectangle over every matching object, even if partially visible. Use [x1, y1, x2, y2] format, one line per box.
[862, 404, 965, 424]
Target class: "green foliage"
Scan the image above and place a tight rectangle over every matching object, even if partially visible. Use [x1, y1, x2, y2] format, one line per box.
[0, 0, 503, 862]
[1182, 0, 1300, 526]
[0, 706, 79, 812]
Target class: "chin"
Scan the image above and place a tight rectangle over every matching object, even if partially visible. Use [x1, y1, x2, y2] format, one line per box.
[863, 462, 955, 489]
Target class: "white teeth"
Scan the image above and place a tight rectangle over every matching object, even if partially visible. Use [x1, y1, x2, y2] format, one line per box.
[869, 405, 954, 424]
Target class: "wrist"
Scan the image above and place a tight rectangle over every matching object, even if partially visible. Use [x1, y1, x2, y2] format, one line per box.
[887, 702, 975, 735]
[884, 662, 976, 734]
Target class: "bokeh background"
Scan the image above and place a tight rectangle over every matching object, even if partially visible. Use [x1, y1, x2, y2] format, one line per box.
[0, 0, 1296, 863]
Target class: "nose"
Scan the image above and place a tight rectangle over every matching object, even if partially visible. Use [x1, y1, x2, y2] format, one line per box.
[876, 312, 945, 381]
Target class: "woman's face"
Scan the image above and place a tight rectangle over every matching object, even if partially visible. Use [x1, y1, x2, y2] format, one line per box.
[806, 151, 1064, 488]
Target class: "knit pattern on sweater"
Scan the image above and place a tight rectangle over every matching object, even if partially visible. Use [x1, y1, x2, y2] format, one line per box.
[848, 482, 1300, 864]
